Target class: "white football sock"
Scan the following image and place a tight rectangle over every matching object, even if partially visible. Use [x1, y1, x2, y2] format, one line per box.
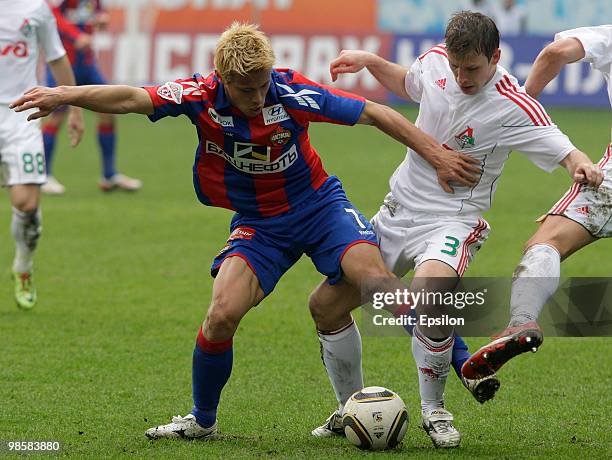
[509, 243, 560, 327]
[11, 207, 42, 273]
[412, 326, 454, 414]
[318, 320, 363, 412]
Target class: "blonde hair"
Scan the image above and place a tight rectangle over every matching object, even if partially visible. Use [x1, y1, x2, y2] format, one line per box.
[214, 22, 275, 82]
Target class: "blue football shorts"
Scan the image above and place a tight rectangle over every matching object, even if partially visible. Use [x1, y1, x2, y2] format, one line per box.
[211, 176, 378, 296]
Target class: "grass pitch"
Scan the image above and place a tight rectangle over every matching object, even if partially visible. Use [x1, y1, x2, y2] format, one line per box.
[0, 107, 610, 458]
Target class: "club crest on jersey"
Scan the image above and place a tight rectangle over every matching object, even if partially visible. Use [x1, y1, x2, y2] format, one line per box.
[157, 82, 183, 104]
[19, 19, 33, 37]
[208, 108, 234, 127]
[269, 126, 292, 146]
[263, 104, 290, 125]
[454, 126, 475, 149]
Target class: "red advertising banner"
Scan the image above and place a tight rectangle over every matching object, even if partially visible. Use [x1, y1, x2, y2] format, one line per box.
[95, 0, 387, 100]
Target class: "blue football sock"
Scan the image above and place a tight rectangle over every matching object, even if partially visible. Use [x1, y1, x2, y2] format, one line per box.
[451, 334, 470, 377]
[97, 123, 116, 179]
[43, 124, 58, 176]
[191, 330, 233, 428]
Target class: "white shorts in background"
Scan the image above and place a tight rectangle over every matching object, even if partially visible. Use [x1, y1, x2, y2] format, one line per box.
[371, 193, 490, 277]
[0, 105, 46, 187]
[544, 144, 612, 238]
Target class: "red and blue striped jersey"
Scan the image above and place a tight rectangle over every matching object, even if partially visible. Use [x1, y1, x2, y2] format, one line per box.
[144, 69, 366, 218]
[50, 0, 101, 65]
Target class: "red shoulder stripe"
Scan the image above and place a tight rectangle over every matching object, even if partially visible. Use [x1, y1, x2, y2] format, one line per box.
[502, 76, 550, 126]
[419, 47, 448, 61]
[495, 82, 540, 126]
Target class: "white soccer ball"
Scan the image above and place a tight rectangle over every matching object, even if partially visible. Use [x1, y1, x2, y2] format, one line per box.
[342, 386, 409, 450]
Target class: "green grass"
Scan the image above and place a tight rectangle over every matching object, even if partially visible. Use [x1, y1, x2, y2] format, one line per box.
[0, 108, 610, 458]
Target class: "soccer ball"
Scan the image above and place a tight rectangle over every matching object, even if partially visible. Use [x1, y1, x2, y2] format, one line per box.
[342, 386, 409, 450]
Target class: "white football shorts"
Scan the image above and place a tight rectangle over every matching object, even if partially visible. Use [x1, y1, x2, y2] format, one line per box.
[543, 144, 612, 238]
[0, 105, 46, 187]
[371, 193, 490, 277]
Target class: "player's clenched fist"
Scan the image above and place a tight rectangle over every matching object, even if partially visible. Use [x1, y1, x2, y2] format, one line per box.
[10, 87, 64, 121]
[573, 162, 604, 188]
[330, 50, 375, 81]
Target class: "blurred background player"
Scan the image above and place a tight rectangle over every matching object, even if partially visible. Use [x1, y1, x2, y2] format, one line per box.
[0, 0, 83, 308]
[42, 0, 141, 194]
[11, 22, 480, 441]
[463, 24, 611, 380]
[311, 11, 602, 448]
[492, 0, 527, 36]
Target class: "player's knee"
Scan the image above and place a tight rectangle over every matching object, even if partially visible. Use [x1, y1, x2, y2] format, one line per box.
[308, 289, 326, 322]
[98, 113, 115, 125]
[13, 198, 38, 215]
[205, 297, 241, 338]
[524, 237, 565, 259]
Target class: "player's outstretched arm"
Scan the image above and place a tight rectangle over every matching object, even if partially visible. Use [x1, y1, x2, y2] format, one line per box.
[358, 100, 481, 193]
[330, 50, 411, 100]
[47, 55, 84, 147]
[525, 38, 585, 98]
[560, 149, 603, 188]
[10, 85, 154, 121]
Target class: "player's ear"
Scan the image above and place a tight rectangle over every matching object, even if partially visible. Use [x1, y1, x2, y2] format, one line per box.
[215, 70, 224, 84]
[490, 48, 501, 66]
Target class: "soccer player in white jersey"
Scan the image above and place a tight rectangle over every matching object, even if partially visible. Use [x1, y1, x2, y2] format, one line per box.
[309, 12, 603, 448]
[0, 0, 83, 308]
[463, 25, 612, 380]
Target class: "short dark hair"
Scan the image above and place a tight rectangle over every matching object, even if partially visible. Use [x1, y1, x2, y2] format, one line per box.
[445, 11, 500, 61]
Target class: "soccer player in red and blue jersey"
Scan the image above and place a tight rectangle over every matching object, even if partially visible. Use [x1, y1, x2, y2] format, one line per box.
[12, 22, 480, 440]
[42, 0, 141, 193]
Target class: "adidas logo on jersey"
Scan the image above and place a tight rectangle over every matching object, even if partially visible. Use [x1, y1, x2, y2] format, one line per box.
[277, 83, 321, 110]
[435, 78, 447, 90]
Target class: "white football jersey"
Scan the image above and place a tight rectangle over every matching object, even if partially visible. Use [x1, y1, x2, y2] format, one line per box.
[555, 25, 612, 139]
[390, 44, 575, 216]
[0, 0, 66, 104]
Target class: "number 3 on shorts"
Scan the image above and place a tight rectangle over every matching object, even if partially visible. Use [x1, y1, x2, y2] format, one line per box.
[22, 152, 45, 174]
[441, 235, 460, 256]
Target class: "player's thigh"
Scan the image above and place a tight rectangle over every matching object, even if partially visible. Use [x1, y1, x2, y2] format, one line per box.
[205, 255, 264, 341]
[340, 242, 394, 286]
[527, 215, 595, 260]
[411, 259, 459, 294]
